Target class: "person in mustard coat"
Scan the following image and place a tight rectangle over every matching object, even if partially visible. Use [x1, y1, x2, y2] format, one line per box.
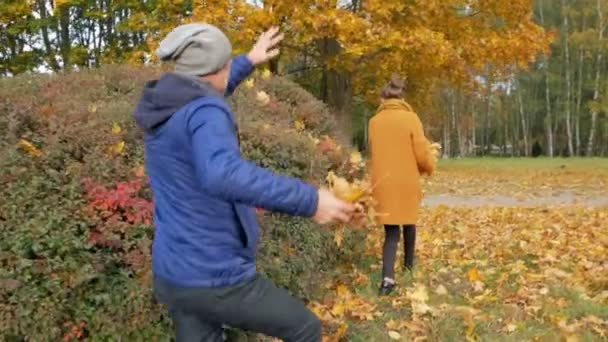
[368, 75, 436, 295]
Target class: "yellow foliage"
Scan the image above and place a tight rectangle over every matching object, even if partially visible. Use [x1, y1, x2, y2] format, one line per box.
[18, 139, 43, 157]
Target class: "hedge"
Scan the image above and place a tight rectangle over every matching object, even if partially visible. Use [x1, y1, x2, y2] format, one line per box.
[0, 66, 356, 341]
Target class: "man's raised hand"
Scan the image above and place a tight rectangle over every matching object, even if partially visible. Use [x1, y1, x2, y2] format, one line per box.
[247, 27, 285, 66]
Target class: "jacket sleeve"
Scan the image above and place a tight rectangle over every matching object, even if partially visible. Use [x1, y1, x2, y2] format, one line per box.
[411, 113, 435, 176]
[225, 55, 255, 96]
[187, 104, 319, 217]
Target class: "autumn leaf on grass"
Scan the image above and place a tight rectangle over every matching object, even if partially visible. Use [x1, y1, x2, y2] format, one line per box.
[244, 78, 255, 89]
[388, 331, 401, 340]
[406, 284, 432, 316]
[18, 139, 43, 157]
[323, 323, 348, 342]
[261, 69, 272, 79]
[256, 91, 270, 105]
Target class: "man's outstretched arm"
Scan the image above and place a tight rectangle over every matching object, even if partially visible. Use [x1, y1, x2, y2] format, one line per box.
[189, 105, 318, 217]
[225, 27, 284, 96]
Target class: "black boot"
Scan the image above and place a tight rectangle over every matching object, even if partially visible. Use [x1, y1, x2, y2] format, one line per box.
[379, 278, 396, 296]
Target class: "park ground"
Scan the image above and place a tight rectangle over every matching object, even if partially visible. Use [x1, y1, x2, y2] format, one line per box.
[304, 158, 608, 342]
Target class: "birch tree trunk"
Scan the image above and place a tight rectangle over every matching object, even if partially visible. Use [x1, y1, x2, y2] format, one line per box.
[518, 86, 530, 156]
[586, 0, 604, 156]
[562, 0, 575, 156]
[539, 0, 554, 157]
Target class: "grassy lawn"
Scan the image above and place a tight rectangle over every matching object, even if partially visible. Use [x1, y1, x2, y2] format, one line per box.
[309, 159, 608, 342]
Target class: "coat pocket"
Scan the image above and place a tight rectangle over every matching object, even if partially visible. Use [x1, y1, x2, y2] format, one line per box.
[232, 203, 260, 250]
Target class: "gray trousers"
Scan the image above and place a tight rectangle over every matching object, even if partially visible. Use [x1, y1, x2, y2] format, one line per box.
[153, 275, 321, 342]
[382, 225, 416, 279]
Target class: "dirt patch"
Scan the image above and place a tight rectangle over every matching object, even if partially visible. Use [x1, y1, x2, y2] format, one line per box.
[422, 192, 608, 208]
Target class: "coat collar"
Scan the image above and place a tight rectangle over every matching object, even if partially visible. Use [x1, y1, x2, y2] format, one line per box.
[377, 99, 413, 112]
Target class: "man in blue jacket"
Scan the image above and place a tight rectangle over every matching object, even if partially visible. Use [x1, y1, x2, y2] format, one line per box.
[134, 24, 354, 342]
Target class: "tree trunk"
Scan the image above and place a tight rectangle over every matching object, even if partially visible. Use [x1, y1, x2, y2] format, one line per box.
[319, 38, 353, 144]
[443, 112, 450, 158]
[586, 0, 603, 156]
[483, 72, 492, 156]
[58, 5, 71, 71]
[539, 0, 554, 157]
[517, 85, 530, 156]
[37, 0, 61, 72]
[562, 0, 575, 156]
[575, 47, 584, 156]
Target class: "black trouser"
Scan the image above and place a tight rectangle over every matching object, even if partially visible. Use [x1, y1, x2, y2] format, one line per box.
[153, 275, 321, 342]
[382, 225, 416, 280]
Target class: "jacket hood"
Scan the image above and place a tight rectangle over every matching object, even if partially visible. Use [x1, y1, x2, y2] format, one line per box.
[378, 99, 414, 112]
[134, 73, 221, 131]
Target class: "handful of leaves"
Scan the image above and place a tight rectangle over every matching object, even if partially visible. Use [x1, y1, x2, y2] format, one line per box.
[326, 171, 379, 230]
[429, 142, 442, 164]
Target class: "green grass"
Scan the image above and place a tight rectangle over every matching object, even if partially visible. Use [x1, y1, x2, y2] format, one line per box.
[437, 157, 608, 170]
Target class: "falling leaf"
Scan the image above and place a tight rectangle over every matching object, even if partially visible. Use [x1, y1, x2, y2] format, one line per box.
[294, 119, 305, 131]
[407, 284, 429, 302]
[435, 284, 448, 295]
[504, 323, 517, 333]
[108, 141, 125, 156]
[134, 165, 145, 178]
[388, 331, 402, 340]
[256, 91, 270, 105]
[18, 139, 43, 157]
[111, 122, 122, 135]
[349, 151, 364, 169]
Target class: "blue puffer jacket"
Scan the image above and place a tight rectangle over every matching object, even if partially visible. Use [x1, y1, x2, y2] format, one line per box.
[133, 56, 319, 288]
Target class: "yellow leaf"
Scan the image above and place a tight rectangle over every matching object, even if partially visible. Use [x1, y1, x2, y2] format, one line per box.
[468, 267, 482, 282]
[18, 139, 43, 157]
[294, 119, 305, 131]
[326, 323, 348, 342]
[256, 91, 270, 105]
[385, 320, 400, 330]
[261, 69, 271, 79]
[108, 141, 126, 156]
[435, 284, 448, 295]
[334, 229, 344, 247]
[349, 151, 363, 165]
[330, 303, 345, 318]
[111, 122, 122, 135]
[134, 165, 146, 178]
[407, 284, 429, 302]
[336, 284, 350, 299]
[504, 323, 517, 333]
[388, 331, 402, 340]
[244, 78, 255, 89]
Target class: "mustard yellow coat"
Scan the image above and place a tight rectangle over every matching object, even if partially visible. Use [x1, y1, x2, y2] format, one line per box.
[369, 99, 435, 225]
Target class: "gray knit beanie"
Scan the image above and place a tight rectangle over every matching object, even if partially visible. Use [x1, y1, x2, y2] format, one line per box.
[156, 23, 232, 76]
